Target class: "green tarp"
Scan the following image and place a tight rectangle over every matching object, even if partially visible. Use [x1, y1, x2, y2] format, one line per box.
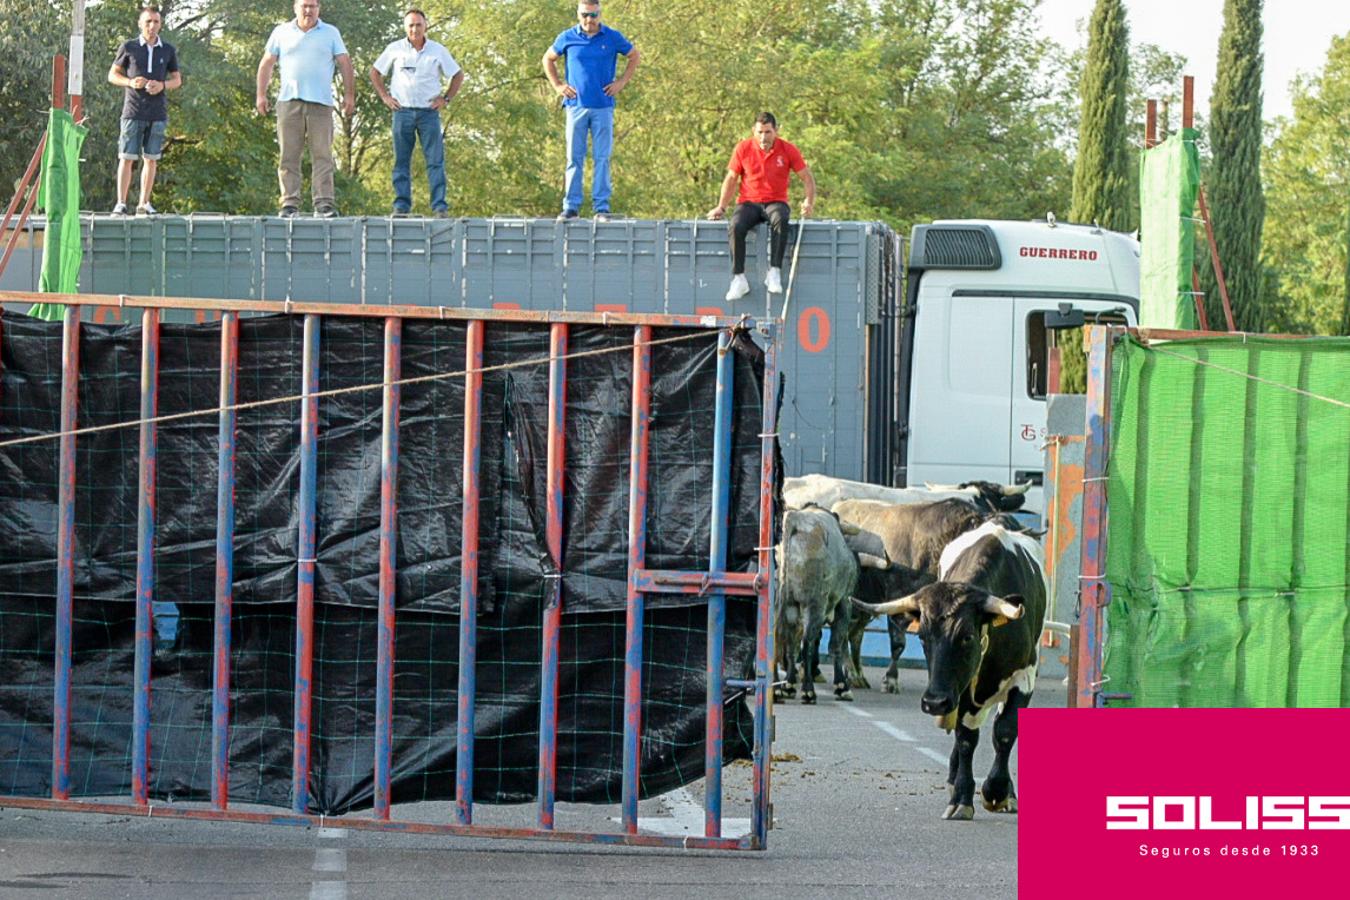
[1138, 128, 1201, 330]
[1102, 334, 1350, 706]
[29, 107, 87, 321]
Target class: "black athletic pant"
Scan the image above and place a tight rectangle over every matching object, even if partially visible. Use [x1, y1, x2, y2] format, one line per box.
[729, 201, 791, 275]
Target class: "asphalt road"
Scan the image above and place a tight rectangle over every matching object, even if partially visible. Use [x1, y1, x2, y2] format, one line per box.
[0, 667, 1066, 899]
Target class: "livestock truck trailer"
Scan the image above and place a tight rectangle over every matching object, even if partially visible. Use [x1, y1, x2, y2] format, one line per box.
[0, 214, 1139, 513]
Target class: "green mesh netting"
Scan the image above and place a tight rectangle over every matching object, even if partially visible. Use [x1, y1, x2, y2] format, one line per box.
[1138, 128, 1201, 330]
[30, 107, 87, 321]
[1102, 333, 1350, 706]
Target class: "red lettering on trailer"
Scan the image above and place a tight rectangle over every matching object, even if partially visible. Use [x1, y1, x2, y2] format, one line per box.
[1018, 246, 1099, 261]
[798, 307, 831, 353]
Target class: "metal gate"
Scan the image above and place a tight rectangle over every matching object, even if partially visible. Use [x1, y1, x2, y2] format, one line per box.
[0, 290, 780, 850]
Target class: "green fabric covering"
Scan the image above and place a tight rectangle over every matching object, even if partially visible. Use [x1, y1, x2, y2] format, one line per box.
[30, 108, 87, 321]
[1103, 333, 1350, 706]
[1138, 128, 1201, 330]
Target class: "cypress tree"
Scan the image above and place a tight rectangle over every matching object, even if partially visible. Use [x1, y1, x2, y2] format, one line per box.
[1203, 0, 1266, 332]
[1070, 0, 1132, 232]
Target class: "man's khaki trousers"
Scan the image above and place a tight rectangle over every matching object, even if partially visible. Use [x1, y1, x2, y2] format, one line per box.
[277, 99, 336, 209]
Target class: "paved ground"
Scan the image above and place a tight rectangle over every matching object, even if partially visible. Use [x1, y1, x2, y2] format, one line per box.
[0, 667, 1066, 899]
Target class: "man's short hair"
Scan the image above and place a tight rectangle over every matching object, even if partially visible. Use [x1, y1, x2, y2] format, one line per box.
[404, 8, 427, 21]
[755, 112, 778, 129]
[139, 6, 161, 17]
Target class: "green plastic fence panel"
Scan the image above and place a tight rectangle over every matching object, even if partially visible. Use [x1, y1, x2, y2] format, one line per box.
[1138, 128, 1201, 330]
[29, 107, 87, 321]
[1103, 334, 1350, 707]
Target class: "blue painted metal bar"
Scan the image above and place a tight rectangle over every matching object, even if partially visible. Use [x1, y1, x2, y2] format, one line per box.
[704, 329, 734, 837]
[374, 316, 402, 820]
[456, 319, 485, 825]
[1076, 325, 1115, 709]
[52, 304, 80, 801]
[132, 307, 161, 806]
[751, 322, 779, 846]
[622, 325, 653, 834]
[537, 323, 567, 830]
[212, 312, 239, 810]
[292, 314, 321, 813]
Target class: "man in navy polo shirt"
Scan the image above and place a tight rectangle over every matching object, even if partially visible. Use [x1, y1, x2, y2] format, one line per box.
[108, 6, 181, 216]
[542, 1, 640, 222]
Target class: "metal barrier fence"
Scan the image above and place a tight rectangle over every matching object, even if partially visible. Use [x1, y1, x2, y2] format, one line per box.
[0, 291, 780, 850]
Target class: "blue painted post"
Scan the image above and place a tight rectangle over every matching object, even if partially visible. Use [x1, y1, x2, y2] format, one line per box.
[292, 314, 321, 813]
[537, 323, 567, 830]
[52, 304, 80, 801]
[456, 319, 485, 825]
[704, 330, 734, 837]
[212, 312, 239, 810]
[751, 323, 779, 847]
[622, 325, 653, 834]
[375, 316, 401, 820]
[1076, 325, 1114, 709]
[132, 307, 160, 806]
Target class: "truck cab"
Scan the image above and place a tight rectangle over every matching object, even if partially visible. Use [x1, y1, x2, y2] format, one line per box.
[897, 218, 1140, 512]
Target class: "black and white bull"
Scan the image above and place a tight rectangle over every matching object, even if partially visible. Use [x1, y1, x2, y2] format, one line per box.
[852, 522, 1047, 820]
[830, 498, 990, 693]
[776, 506, 889, 704]
[784, 473, 1031, 514]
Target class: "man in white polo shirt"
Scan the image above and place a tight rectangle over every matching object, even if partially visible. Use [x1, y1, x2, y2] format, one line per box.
[255, 0, 355, 218]
[370, 9, 465, 217]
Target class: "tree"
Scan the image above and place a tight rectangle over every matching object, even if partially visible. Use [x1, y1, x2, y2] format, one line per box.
[1069, 0, 1131, 231]
[1202, 0, 1265, 332]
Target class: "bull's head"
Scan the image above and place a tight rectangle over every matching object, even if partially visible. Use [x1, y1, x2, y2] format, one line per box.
[851, 586, 1024, 731]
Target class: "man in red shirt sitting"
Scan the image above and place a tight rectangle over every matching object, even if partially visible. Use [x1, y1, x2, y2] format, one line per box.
[708, 112, 816, 301]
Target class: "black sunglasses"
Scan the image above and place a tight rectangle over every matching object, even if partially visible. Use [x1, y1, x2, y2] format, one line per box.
[578, 11, 599, 18]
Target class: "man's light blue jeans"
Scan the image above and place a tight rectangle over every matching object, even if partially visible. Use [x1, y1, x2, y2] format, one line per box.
[392, 108, 447, 213]
[563, 105, 614, 214]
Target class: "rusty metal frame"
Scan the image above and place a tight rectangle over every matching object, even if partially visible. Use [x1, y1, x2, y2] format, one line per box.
[0, 291, 781, 851]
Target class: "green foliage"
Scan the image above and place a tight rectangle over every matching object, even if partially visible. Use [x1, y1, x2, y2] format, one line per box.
[1261, 34, 1350, 335]
[1201, 0, 1266, 332]
[1070, 0, 1131, 231]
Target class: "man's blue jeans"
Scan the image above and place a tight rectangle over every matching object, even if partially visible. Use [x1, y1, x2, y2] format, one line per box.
[563, 105, 614, 214]
[392, 108, 447, 213]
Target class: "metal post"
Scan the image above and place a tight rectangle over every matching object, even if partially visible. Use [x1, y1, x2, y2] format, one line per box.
[456, 319, 485, 825]
[622, 325, 653, 834]
[292, 314, 320, 813]
[537, 323, 567, 830]
[704, 329, 734, 837]
[1076, 325, 1113, 708]
[212, 312, 239, 810]
[52, 303, 80, 801]
[374, 317, 401, 820]
[132, 307, 160, 806]
[751, 324, 779, 847]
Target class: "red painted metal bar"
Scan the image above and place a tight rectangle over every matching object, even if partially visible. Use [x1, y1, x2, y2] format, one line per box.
[456, 319, 485, 825]
[52, 55, 65, 111]
[1075, 325, 1115, 708]
[374, 317, 401, 820]
[0, 795, 750, 851]
[0, 154, 44, 285]
[622, 325, 653, 834]
[131, 308, 160, 805]
[1190, 270, 1211, 331]
[752, 322, 780, 846]
[705, 330, 735, 837]
[212, 313, 239, 810]
[291, 314, 321, 813]
[537, 322, 567, 830]
[0, 135, 46, 280]
[1196, 188, 1237, 332]
[631, 570, 761, 596]
[51, 304, 80, 801]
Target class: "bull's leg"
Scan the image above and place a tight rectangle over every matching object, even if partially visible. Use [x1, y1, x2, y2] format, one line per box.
[800, 612, 821, 704]
[883, 615, 907, 694]
[829, 604, 853, 701]
[981, 688, 1031, 813]
[943, 720, 980, 821]
[845, 612, 870, 689]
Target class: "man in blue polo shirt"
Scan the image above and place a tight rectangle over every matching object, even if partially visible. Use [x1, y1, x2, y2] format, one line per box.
[108, 6, 181, 215]
[255, 0, 355, 218]
[542, 1, 640, 222]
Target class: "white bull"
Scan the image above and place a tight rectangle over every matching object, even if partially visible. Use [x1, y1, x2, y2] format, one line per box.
[783, 474, 1029, 514]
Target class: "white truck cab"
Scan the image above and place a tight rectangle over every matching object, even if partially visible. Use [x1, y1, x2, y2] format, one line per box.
[897, 218, 1140, 512]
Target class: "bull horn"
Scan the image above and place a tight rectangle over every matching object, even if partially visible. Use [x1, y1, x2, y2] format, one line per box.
[857, 552, 890, 571]
[852, 594, 919, 617]
[982, 594, 1024, 619]
[1002, 482, 1032, 496]
[924, 481, 961, 492]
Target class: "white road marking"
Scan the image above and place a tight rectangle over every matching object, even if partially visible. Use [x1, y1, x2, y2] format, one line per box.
[847, 706, 949, 766]
[840, 705, 873, 718]
[312, 825, 348, 900]
[871, 721, 916, 743]
[313, 848, 347, 873]
[609, 787, 750, 838]
[317, 827, 346, 840]
[310, 883, 347, 900]
[914, 746, 949, 765]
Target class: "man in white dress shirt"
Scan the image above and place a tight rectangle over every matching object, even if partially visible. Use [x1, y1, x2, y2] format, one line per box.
[371, 9, 465, 217]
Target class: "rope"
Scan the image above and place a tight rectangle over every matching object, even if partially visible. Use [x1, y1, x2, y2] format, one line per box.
[1145, 344, 1350, 411]
[0, 329, 715, 451]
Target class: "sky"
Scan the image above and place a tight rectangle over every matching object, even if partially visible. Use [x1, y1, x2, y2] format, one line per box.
[1036, 0, 1350, 121]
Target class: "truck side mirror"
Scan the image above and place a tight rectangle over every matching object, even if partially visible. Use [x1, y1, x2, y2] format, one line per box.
[1043, 303, 1085, 330]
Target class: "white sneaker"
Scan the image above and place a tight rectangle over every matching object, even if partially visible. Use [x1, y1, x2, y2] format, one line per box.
[725, 273, 750, 301]
[765, 267, 783, 294]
